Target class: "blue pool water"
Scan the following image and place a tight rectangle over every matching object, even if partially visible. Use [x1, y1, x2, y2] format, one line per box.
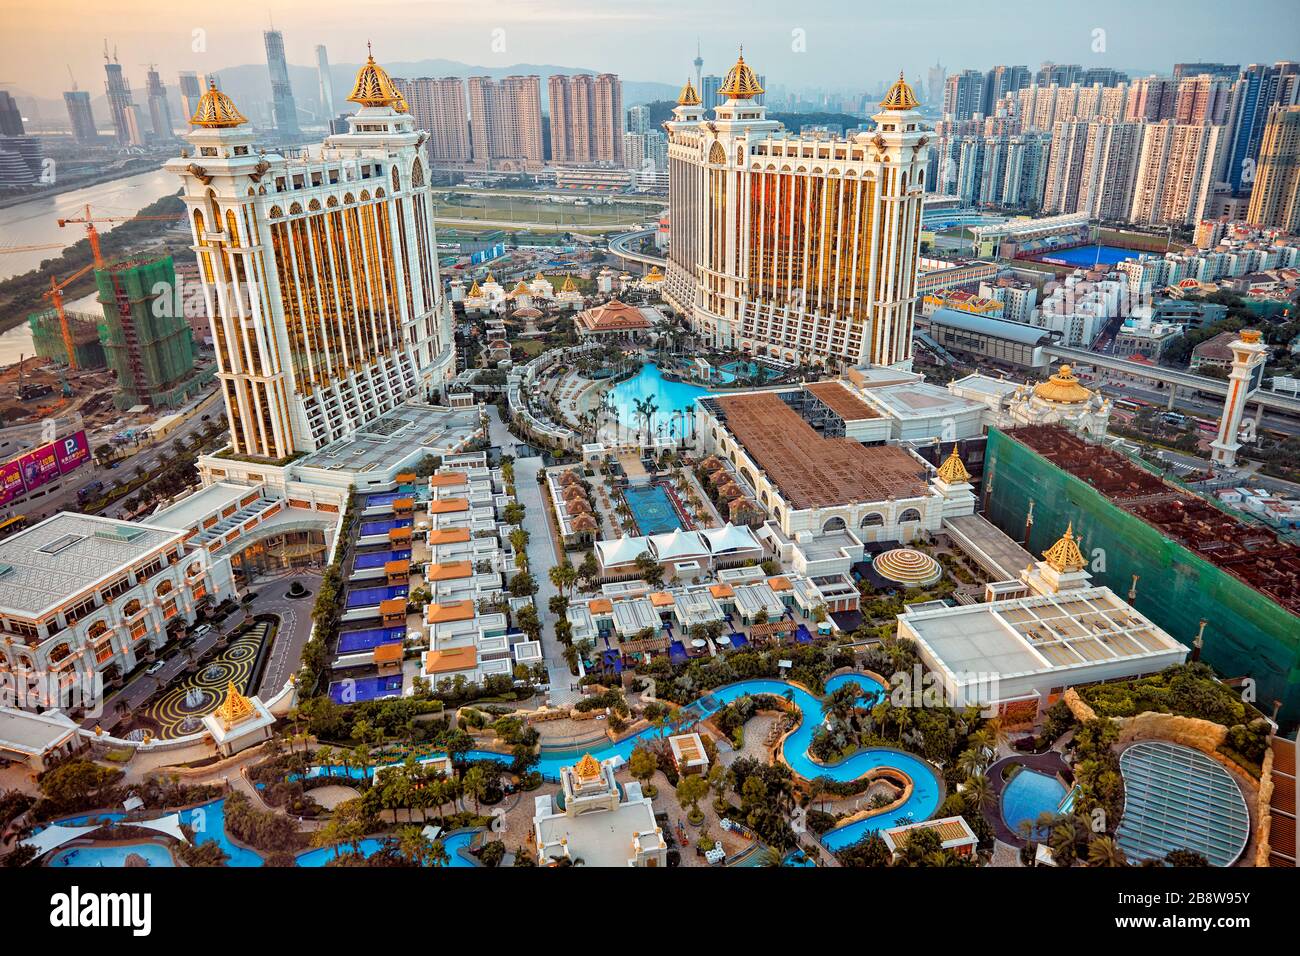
[328, 674, 404, 704]
[345, 585, 408, 609]
[353, 549, 412, 570]
[337, 626, 407, 654]
[50, 842, 175, 867]
[716, 360, 781, 384]
[1000, 769, 1069, 838]
[360, 518, 412, 536]
[607, 363, 712, 438]
[624, 484, 685, 534]
[294, 829, 479, 867]
[1037, 244, 1139, 268]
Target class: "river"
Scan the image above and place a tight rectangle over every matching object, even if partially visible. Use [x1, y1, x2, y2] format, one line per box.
[0, 167, 179, 282]
[0, 167, 180, 364]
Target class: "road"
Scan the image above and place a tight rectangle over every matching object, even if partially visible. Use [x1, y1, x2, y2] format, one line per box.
[250, 570, 322, 698]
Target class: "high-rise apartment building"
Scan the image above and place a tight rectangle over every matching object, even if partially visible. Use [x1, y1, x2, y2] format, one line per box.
[1227, 62, 1300, 193]
[983, 65, 1030, 116]
[1041, 120, 1091, 212]
[178, 72, 203, 125]
[1126, 76, 1178, 122]
[665, 55, 929, 369]
[626, 104, 650, 136]
[1174, 74, 1235, 125]
[1077, 119, 1143, 220]
[0, 91, 24, 136]
[392, 76, 471, 165]
[700, 74, 723, 113]
[103, 48, 144, 147]
[145, 67, 174, 141]
[466, 75, 543, 169]
[548, 73, 624, 165]
[1245, 106, 1300, 231]
[927, 62, 946, 107]
[166, 55, 456, 459]
[1174, 62, 1240, 81]
[316, 45, 336, 119]
[943, 70, 985, 121]
[263, 29, 300, 137]
[1129, 121, 1226, 226]
[1037, 63, 1083, 87]
[63, 89, 97, 144]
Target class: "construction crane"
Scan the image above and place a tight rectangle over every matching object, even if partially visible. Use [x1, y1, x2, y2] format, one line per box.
[56, 203, 183, 268]
[40, 262, 96, 373]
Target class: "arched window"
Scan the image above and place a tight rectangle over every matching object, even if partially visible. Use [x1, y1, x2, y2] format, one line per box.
[267, 205, 283, 219]
[187, 562, 204, 578]
[49, 643, 72, 664]
[822, 516, 846, 533]
[156, 580, 175, 598]
[123, 599, 143, 617]
[308, 198, 322, 211]
[860, 512, 885, 528]
[392, 166, 401, 191]
[898, 508, 922, 523]
[87, 620, 109, 641]
[410, 159, 425, 186]
[708, 141, 726, 164]
[288, 201, 303, 215]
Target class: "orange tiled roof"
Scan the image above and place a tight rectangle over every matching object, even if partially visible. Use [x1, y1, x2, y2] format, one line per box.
[576, 300, 651, 333]
[426, 561, 473, 582]
[373, 643, 404, 664]
[423, 646, 478, 674]
[425, 600, 476, 624]
[427, 528, 472, 545]
[379, 597, 408, 616]
[429, 472, 469, 488]
[429, 498, 470, 514]
[384, 559, 411, 576]
[650, 591, 675, 608]
[768, 576, 793, 592]
[588, 598, 613, 614]
[709, 584, 734, 599]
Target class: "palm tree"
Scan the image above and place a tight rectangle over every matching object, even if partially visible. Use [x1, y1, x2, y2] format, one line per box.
[756, 846, 785, 867]
[962, 772, 994, 813]
[1087, 836, 1128, 868]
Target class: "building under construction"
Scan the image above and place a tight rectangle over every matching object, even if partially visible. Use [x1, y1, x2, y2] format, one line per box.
[94, 255, 209, 409]
[26, 291, 108, 369]
[983, 423, 1300, 729]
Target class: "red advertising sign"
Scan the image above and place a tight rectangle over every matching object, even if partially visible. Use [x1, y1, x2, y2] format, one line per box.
[17, 442, 61, 495]
[0, 461, 24, 508]
[54, 430, 90, 475]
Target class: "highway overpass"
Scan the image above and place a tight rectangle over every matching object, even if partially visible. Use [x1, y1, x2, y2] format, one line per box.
[608, 229, 666, 270]
[1042, 343, 1300, 417]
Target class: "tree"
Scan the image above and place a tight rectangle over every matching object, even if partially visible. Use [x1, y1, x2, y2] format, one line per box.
[633, 551, 663, 587]
[628, 745, 659, 797]
[515, 604, 542, 641]
[676, 774, 710, 825]
[510, 570, 538, 598]
[395, 825, 448, 867]
[311, 798, 372, 858]
[502, 501, 525, 526]
[39, 760, 121, 811]
[577, 551, 600, 587]
[1087, 835, 1128, 868]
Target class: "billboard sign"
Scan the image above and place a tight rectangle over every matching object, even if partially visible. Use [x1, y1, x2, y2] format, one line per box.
[54, 431, 90, 475]
[17, 443, 61, 495]
[0, 430, 91, 510]
[0, 462, 25, 508]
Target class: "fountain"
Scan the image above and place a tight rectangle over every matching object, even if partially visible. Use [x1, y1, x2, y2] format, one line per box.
[185, 687, 205, 709]
[202, 664, 224, 681]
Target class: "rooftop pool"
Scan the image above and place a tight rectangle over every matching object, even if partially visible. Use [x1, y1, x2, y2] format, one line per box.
[606, 363, 711, 439]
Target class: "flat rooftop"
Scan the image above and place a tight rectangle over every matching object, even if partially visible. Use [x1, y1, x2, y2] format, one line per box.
[903, 585, 1186, 682]
[944, 513, 1035, 581]
[805, 381, 881, 421]
[297, 404, 481, 475]
[0, 513, 184, 618]
[712, 392, 928, 511]
[864, 380, 985, 421]
[150, 481, 253, 531]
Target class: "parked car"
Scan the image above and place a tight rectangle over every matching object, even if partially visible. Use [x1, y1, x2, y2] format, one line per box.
[145, 660, 166, 675]
[191, 623, 213, 639]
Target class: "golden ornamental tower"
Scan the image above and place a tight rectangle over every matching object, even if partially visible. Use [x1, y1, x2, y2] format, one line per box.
[190, 81, 247, 128]
[936, 444, 972, 485]
[1043, 522, 1088, 573]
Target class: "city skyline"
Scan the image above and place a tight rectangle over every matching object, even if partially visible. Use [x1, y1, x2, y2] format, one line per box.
[5, 0, 1300, 100]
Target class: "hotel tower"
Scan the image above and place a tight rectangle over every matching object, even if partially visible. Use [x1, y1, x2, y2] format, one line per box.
[166, 52, 455, 460]
[664, 51, 930, 369]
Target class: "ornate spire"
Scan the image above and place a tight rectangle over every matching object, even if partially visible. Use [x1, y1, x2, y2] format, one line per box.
[677, 76, 701, 107]
[718, 47, 764, 99]
[348, 46, 403, 108]
[1043, 522, 1087, 574]
[1033, 364, 1093, 404]
[935, 443, 971, 484]
[561, 274, 578, 293]
[214, 681, 256, 729]
[880, 71, 920, 111]
[574, 753, 602, 781]
[190, 80, 247, 129]
[467, 280, 482, 296]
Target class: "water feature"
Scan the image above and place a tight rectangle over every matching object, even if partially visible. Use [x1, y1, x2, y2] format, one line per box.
[49, 842, 175, 868]
[999, 768, 1069, 839]
[606, 363, 712, 440]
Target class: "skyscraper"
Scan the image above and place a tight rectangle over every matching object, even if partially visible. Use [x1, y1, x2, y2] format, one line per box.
[1041, 120, 1091, 212]
[548, 73, 624, 164]
[0, 91, 24, 136]
[927, 62, 946, 107]
[1245, 106, 1300, 231]
[63, 89, 97, 144]
[943, 70, 985, 121]
[391, 76, 471, 165]
[166, 55, 455, 458]
[626, 104, 650, 136]
[1174, 74, 1234, 125]
[665, 54, 929, 369]
[145, 66, 174, 141]
[103, 45, 144, 147]
[700, 74, 723, 113]
[263, 29, 300, 137]
[178, 72, 203, 124]
[1227, 62, 1300, 193]
[1174, 62, 1240, 81]
[1129, 121, 1226, 226]
[466, 75, 543, 169]
[1077, 119, 1142, 220]
[316, 45, 336, 119]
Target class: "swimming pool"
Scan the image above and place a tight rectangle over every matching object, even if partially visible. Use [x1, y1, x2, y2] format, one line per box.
[294, 829, 479, 867]
[716, 360, 781, 384]
[328, 674, 404, 704]
[337, 626, 407, 654]
[345, 585, 408, 609]
[1000, 769, 1069, 839]
[624, 484, 685, 534]
[49, 842, 175, 867]
[47, 798, 263, 867]
[606, 363, 712, 438]
[353, 549, 412, 570]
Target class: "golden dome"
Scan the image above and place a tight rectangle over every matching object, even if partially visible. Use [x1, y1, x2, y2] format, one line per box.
[1043, 522, 1087, 574]
[574, 753, 602, 781]
[509, 280, 531, 297]
[880, 71, 920, 111]
[214, 681, 257, 729]
[348, 46, 404, 108]
[718, 47, 764, 100]
[935, 444, 971, 484]
[677, 77, 701, 107]
[1033, 364, 1093, 404]
[190, 80, 247, 129]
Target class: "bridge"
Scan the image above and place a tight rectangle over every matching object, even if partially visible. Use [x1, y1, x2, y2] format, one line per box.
[608, 228, 666, 271]
[1042, 343, 1300, 417]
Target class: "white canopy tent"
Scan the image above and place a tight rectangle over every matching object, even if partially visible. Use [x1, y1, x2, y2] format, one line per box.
[22, 823, 103, 858]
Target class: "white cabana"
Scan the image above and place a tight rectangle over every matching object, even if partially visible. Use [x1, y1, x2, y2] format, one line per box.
[701, 522, 763, 557]
[596, 535, 651, 568]
[136, 813, 188, 844]
[22, 823, 102, 858]
[650, 529, 709, 562]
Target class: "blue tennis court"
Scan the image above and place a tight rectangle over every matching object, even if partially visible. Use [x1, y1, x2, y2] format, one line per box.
[624, 484, 685, 535]
[360, 518, 412, 536]
[338, 627, 407, 654]
[353, 549, 412, 570]
[345, 585, 408, 609]
[329, 675, 403, 704]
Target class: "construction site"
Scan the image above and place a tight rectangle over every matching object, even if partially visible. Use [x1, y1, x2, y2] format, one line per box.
[983, 423, 1300, 728]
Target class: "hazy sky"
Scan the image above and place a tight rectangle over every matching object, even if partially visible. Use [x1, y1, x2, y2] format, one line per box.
[5, 0, 1299, 97]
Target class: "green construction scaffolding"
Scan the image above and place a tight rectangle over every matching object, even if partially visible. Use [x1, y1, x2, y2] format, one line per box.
[94, 255, 208, 409]
[983, 426, 1300, 729]
[26, 307, 108, 369]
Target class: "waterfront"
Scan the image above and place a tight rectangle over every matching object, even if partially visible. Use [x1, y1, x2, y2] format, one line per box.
[0, 167, 178, 282]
